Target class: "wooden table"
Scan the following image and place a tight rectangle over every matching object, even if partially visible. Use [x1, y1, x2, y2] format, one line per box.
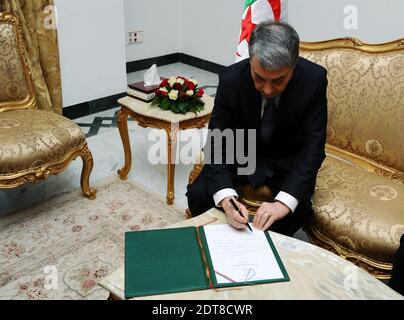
[116, 95, 214, 205]
[99, 208, 403, 300]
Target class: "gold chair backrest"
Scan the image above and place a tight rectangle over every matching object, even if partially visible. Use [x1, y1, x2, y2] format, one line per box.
[0, 12, 36, 112]
[300, 38, 404, 173]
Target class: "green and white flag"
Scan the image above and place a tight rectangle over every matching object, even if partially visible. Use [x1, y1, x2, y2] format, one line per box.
[236, 0, 286, 62]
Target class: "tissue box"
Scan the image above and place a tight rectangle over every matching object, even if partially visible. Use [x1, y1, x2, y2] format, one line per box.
[127, 81, 161, 102]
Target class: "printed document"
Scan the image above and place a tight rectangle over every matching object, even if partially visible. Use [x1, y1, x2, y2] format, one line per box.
[203, 224, 285, 284]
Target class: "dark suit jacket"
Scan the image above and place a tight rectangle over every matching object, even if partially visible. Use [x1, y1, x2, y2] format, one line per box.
[204, 57, 328, 203]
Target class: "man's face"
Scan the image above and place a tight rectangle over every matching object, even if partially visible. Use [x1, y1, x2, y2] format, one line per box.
[250, 56, 294, 99]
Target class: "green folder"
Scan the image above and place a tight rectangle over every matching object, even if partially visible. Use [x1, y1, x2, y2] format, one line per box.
[125, 226, 289, 299]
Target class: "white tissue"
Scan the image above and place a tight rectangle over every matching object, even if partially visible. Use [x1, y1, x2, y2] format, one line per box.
[143, 64, 161, 86]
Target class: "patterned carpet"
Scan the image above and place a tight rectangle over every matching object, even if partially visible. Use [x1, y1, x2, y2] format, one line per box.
[0, 177, 187, 300]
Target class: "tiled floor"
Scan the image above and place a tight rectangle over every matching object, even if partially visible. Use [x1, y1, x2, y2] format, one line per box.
[0, 63, 309, 242]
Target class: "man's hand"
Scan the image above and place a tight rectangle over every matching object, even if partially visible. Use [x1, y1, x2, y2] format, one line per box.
[253, 201, 291, 231]
[220, 197, 249, 230]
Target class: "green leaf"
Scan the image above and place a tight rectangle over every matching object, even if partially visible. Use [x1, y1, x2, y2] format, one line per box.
[159, 99, 171, 110]
[154, 93, 206, 114]
[171, 102, 179, 113]
[177, 102, 188, 113]
[151, 97, 161, 106]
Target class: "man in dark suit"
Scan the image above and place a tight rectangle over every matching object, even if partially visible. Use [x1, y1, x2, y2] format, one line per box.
[186, 21, 328, 237]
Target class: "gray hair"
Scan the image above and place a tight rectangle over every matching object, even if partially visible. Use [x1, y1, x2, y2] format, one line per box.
[249, 21, 300, 70]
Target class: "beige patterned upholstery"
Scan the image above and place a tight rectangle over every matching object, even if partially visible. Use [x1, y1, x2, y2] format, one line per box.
[0, 12, 96, 199]
[0, 21, 29, 103]
[301, 45, 404, 172]
[300, 39, 404, 279]
[0, 109, 85, 174]
[0, 13, 35, 112]
[312, 156, 404, 262]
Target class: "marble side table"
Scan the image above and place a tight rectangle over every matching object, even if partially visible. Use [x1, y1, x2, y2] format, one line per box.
[116, 95, 214, 205]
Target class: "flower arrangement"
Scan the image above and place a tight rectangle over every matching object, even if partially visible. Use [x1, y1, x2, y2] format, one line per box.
[151, 76, 205, 114]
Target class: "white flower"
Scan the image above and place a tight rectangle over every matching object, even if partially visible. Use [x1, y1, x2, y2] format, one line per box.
[168, 77, 177, 88]
[186, 90, 194, 96]
[159, 87, 168, 93]
[168, 90, 179, 101]
[176, 78, 185, 86]
[189, 79, 198, 86]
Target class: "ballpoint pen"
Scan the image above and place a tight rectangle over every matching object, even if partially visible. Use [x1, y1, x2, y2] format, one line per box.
[230, 198, 253, 232]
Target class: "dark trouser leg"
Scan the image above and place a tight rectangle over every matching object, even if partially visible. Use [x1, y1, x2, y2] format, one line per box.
[186, 168, 216, 217]
[388, 234, 404, 295]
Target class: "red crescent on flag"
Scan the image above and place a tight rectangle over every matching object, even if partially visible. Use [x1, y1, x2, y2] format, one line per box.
[268, 0, 282, 21]
[238, 6, 257, 44]
[237, 0, 283, 57]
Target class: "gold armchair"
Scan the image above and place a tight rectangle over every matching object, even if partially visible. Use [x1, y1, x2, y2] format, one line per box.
[0, 12, 96, 199]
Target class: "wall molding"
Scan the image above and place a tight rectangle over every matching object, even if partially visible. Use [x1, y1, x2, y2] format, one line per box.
[126, 53, 225, 75]
[179, 53, 225, 74]
[63, 92, 126, 120]
[126, 53, 180, 74]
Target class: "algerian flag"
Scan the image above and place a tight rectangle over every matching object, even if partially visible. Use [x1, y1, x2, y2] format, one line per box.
[236, 0, 286, 62]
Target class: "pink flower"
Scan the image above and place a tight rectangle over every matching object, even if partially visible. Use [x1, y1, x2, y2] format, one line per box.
[122, 214, 132, 221]
[20, 284, 28, 291]
[33, 278, 45, 288]
[4, 243, 25, 258]
[82, 279, 96, 289]
[72, 226, 83, 233]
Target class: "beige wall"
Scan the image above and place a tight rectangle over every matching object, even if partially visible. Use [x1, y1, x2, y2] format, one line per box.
[288, 0, 404, 42]
[125, 0, 182, 62]
[56, 0, 127, 107]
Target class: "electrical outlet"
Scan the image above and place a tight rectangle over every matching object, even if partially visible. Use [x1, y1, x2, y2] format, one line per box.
[128, 31, 143, 44]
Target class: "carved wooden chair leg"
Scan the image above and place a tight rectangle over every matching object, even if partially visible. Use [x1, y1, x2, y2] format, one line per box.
[117, 108, 132, 180]
[185, 208, 193, 219]
[188, 163, 203, 185]
[80, 144, 97, 200]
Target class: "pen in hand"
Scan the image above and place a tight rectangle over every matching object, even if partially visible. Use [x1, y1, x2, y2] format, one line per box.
[229, 198, 253, 232]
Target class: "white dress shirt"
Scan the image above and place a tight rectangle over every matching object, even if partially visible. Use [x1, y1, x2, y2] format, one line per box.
[213, 95, 299, 212]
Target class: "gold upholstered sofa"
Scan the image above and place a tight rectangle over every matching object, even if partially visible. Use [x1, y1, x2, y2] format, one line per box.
[0, 13, 96, 199]
[299, 38, 404, 279]
[188, 38, 404, 279]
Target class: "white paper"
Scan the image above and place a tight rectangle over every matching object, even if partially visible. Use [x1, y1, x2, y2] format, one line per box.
[203, 224, 285, 284]
[143, 64, 161, 86]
